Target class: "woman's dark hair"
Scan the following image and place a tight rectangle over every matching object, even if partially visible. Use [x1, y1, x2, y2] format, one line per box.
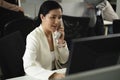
[36, 1, 63, 26]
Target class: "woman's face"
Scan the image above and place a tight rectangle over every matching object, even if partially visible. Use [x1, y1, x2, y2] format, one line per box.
[41, 8, 62, 32]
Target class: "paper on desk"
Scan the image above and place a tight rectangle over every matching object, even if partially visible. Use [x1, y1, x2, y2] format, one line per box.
[54, 68, 66, 74]
[104, 20, 113, 25]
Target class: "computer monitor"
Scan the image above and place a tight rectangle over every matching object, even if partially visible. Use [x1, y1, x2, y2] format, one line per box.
[66, 34, 120, 75]
[63, 65, 120, 80]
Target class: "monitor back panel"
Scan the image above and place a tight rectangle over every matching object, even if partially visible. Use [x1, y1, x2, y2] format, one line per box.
[66, 34, 120, 75]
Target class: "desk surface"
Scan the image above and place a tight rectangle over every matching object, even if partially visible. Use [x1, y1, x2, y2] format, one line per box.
[6, 68, 66, 80]
[6, 75, 40, 80]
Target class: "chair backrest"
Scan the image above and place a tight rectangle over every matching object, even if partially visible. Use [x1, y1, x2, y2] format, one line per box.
[3, 17, 36, 41]
[0, 8, 24, 37]
[0, 31, 25, 79]
[113, 19, 120, 34]
[62, 15, 90, 50]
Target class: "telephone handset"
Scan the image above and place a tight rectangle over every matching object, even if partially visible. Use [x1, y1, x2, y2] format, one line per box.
[55, 20, 63, 39]
[54, 31, 61, 40]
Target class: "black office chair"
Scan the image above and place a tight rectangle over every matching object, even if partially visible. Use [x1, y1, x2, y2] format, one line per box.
[3, 17, 36, 41]
[113, 19, 120, 34]
[0, 31, 25, 79]
[62, 15, 90, 50]
[0, 8, 24, 37]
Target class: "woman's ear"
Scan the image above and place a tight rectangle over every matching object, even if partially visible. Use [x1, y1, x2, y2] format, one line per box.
[40, 14, 45, 21]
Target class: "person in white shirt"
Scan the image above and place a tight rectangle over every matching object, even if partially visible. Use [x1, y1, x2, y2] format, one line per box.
[23, 1, 69, 80]
[84, 0, 119, 27]
[83, 0, 119, 35]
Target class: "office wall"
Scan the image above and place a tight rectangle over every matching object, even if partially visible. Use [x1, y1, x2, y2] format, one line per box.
[21, 0, 83, 18]
[21, 0, 44, 19]
[61, 0, 84, 17]
[22, 0, 120, 18]
[116, 0, 120, 17]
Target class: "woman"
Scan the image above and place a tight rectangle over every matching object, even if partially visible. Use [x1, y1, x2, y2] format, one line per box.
[23, 1, 69, 80]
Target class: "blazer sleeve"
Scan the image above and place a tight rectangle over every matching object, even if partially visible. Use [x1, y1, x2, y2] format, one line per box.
[56, 41, 69, 64]
[0, 0, 20, 12]
[23, 35, 55, 80]
[103, 1, 119, 21]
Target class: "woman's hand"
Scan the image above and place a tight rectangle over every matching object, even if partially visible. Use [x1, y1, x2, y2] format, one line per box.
[49, 73, 65, 80]
[57, 26, 65, 44]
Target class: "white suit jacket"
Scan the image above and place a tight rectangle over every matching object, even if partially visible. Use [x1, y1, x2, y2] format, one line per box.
[102, 1, 119, 21]
[23, 25, 69, 80]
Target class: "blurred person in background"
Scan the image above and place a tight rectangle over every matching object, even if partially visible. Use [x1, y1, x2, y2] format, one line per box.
[0, 0, 24, 37]
[83, 0, 119, 36]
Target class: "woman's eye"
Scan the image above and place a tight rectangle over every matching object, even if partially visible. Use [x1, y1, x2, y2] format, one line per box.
[50, 16, 56, 19]
[58, 16, 62, 19]
[50, 16, 62, 20]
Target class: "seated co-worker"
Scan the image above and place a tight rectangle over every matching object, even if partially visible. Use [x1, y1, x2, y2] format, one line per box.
[0, 0, 24, 19]
[0, 0, 24, 36]
[83, 0, 119, 36]
[0, 0, 24, 13]
[23, 1, 69, 80]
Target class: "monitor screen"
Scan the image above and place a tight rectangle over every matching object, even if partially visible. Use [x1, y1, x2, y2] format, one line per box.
[66, 34, 120, 75]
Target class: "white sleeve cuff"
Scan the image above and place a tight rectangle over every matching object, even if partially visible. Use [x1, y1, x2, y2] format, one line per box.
[57, 41, 67, 48]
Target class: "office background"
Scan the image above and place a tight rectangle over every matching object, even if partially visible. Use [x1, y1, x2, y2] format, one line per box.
[21, 0, 120, 19]
[0, 0, 120, 79]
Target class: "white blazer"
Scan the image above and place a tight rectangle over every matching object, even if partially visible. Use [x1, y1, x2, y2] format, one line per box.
[23, 25, 69, 80]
